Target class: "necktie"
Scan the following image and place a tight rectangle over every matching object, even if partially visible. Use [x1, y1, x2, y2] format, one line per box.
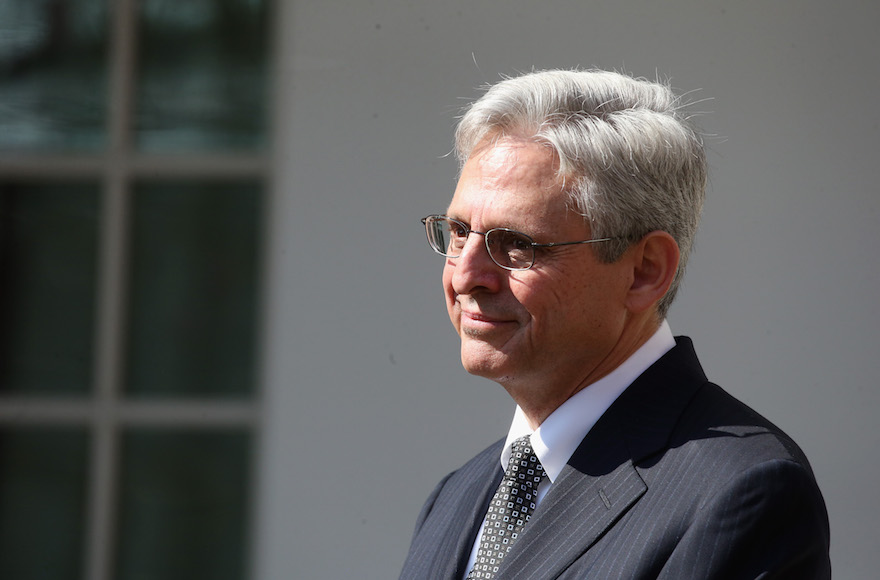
[467, 435, 546, 579]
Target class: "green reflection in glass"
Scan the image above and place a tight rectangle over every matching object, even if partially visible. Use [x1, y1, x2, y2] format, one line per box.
[116, 428, 251, 580]
[0, 427, 89, 580]
[0, 0, 108, 151]
[125, 181, 261, 398]
[136, 0, 269, 152]
[0, 183, 99, 395]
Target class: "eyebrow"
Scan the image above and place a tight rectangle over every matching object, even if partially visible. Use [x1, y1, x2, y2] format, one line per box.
[443, 214, 552, 241]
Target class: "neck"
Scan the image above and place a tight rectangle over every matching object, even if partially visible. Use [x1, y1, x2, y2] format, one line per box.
[507, 315, 662, 429]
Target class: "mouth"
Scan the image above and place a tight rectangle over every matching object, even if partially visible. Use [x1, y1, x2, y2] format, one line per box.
[459, 309, 516, 334]
[462, 310, 503, 322]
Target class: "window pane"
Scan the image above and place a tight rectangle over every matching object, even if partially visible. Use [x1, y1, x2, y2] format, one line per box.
[125, 181, 261, 398]
[0, 0, 108, 151]
[0, 427, 89, 580]
[0, 183, 99, 395]
[115, 428, 251, 580]
[136, 0, 269, 152]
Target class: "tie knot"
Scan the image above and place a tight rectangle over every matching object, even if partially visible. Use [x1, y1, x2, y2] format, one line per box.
[510, 435, 533, 458]
[505, 435, 545, 485]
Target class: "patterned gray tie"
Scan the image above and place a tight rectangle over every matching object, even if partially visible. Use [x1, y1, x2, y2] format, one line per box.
[467, 435, 546, 579]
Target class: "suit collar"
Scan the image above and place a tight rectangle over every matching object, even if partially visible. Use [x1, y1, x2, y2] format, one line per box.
[509, 321, 677, 484]
[612, 336, 708, 463]
[442, 442, 505, 579]
[493, 337, 708, 578]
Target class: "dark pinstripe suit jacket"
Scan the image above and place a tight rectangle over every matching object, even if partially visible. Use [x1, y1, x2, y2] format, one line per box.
[399, 337, 831, 579]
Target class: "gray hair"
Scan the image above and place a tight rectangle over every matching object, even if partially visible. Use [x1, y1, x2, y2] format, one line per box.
[454, 69, 707, 318]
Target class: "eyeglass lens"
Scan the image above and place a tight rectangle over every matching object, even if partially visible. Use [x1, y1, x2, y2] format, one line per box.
[425, 217, 534, 270]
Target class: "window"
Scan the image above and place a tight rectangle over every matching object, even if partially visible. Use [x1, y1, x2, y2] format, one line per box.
[0, 1, 271, 579]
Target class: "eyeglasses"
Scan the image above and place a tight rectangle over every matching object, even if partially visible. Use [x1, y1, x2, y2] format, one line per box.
[421, 214, 618, 271]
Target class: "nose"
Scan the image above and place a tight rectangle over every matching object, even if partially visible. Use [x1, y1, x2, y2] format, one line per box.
[447, 231, 503, 295]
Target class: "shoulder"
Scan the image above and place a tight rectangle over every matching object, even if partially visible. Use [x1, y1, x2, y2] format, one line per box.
[632, 381, 830, 576]
[673, 381, 816, 477]
[631, 337, 817, 476]
[663, 446, 831, 577]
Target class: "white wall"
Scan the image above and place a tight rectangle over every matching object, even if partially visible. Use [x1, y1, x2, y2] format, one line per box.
[257, 1, 880, 578]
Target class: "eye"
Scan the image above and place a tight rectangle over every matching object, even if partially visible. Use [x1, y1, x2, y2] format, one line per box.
[511, 235, 532, 251]
[447, 220, 468, 238]
[492, 230, 530, 248]
[491, 229, 532, 252]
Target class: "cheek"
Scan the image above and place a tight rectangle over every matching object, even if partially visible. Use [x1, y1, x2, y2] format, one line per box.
[442, 266, 458, 314]
[442, 265, 454, 298]
[515, 272, 597, 331]
[510, 271, 564, 313]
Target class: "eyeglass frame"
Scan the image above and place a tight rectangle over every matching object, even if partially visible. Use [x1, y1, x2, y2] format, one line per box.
[421, 214, 622, 271]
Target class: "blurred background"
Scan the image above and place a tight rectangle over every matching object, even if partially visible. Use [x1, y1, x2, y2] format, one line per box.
[0, 1, 876, 579]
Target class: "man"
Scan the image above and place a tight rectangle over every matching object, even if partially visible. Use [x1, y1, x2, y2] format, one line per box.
[399, 69, 830, 579]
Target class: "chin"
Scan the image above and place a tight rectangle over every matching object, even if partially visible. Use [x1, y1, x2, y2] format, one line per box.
[460, 343, 513, 381]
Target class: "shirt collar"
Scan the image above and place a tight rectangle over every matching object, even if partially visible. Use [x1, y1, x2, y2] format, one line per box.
[500, 320, 676, 482]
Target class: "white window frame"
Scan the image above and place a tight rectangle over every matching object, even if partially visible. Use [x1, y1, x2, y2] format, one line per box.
[0, 1, 272, 578]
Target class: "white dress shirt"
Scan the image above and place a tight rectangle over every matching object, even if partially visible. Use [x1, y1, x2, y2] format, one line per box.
[464, 321, 676, 577]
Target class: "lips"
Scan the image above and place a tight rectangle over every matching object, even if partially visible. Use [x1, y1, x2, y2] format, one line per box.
[458, 308, 518, 334]
[462, 310, 506, 323]
[453, 294, 520, 335]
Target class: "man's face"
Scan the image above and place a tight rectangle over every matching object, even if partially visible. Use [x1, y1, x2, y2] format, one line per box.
[443, 138, 633, 398]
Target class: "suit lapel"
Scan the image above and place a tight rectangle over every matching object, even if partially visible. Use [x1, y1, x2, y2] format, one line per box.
[441, 462, 503, 579]
[494, 337, 709, 579]
[401, 440, 504, 580]
[495, 420, 647, 578]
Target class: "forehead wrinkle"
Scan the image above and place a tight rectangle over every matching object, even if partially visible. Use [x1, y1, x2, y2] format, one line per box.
[448, 138, 582, 242]
[478, 139, 560, 193]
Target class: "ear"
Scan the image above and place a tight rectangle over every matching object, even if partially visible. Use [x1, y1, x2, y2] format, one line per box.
[625, 231, 680, 315]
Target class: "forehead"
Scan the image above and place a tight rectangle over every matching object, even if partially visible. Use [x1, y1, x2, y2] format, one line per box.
[447, 138, 572, 231]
